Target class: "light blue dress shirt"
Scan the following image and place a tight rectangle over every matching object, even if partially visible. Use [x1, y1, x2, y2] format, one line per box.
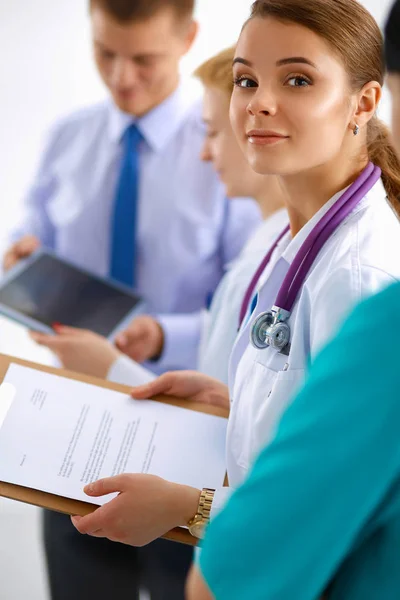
[199, 281, 400, 599]
[12, 84, 260, 371]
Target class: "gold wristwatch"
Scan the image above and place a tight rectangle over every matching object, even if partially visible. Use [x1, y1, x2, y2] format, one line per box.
[187, 488, 215, 539]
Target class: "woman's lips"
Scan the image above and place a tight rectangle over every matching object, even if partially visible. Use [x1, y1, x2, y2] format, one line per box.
[247, 130, 289, 146]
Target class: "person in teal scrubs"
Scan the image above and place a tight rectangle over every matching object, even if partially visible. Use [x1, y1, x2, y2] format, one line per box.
[185, 2, 400, 598]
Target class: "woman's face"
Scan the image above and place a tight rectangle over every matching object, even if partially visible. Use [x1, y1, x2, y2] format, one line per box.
[230, 17, 357, 176]
[201, 86, 267, 198]
[387, 74, 400, 159]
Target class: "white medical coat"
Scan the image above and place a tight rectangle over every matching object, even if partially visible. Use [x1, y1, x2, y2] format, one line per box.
[212, 178, 400, 515]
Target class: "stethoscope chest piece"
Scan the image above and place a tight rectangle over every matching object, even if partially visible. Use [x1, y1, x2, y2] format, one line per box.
[251, 309, 291, 352]
[251, 311, 274, 349]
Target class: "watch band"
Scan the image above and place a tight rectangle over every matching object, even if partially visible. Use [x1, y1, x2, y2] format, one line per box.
[198, 488, 215, 521]
[187, 488, 215, 539]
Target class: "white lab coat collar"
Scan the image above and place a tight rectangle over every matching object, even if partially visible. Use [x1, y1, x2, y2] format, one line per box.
[107, 82, 199, 152]
[256, 178, 385, 291]
[279, 186, 349, 266]
[277, 177, 388, 267]
[263, 208, 289, 237]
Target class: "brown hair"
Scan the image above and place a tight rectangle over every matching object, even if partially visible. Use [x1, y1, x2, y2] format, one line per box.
[194, 46, 236, 97]
[248, 0, 400, 213]
[90, 0, 195, 22]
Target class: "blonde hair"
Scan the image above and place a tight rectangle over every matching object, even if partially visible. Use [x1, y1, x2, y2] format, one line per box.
[194, 46, 236, 97]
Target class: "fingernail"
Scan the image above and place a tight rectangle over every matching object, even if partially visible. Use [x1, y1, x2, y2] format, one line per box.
[84, 483, 94, 494]
[52, 322, 62, 331]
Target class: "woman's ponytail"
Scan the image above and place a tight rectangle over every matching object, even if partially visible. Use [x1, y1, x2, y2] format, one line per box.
[367, 117, 400, 216]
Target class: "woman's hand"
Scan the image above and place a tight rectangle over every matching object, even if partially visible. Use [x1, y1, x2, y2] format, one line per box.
[71, 474, 201, 547]
[131, 371, 230, 410]
[114, 316, 164, 362]
[30, 326, 121, 378]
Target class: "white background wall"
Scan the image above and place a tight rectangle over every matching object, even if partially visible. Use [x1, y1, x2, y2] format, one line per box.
[0, 0, 395, 599]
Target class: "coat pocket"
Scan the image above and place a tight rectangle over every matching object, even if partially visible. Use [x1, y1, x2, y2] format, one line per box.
[230, 362, 305, 472]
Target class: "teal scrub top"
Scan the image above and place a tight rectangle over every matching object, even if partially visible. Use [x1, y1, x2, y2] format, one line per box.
[199, 281, 400, 600]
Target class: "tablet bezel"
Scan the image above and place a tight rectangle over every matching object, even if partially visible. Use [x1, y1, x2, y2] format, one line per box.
[0, 248, 145, 340]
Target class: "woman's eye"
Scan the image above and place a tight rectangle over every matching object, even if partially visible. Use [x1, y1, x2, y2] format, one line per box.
[286, 76, 311, 87]
[135, 57, 157, 68]
[234, 76, 257, 89]
[101, 50, 115, 61]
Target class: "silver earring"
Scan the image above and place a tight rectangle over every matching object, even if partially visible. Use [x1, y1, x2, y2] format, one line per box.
[353, 124, 360, 136]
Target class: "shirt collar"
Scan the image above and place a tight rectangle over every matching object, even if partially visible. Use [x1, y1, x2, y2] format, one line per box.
[108, 82, 200, 152]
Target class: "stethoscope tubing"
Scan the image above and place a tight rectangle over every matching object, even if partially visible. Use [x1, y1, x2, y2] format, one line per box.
[238, 226, 290, 327]
[278, 163, 381, 312]
[239, 162, 381, 331]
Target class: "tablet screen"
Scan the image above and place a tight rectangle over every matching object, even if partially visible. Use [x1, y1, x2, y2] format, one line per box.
[0, 254, 142, 337]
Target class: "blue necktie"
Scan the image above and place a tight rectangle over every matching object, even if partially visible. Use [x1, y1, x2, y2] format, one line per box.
[110, 123, 142, 287]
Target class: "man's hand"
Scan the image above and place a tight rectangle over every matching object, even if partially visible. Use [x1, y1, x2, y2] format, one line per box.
[71, 474, 200, 548]
[30, 326, 121, 378]
[131, 371, 230, 410]
[3, 235, 41, 271]
[115, 316, 164, 363]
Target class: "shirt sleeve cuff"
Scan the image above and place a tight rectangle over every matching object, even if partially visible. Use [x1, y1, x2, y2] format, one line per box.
[107, 355, 156, 386]
[152, 312, 203, 373]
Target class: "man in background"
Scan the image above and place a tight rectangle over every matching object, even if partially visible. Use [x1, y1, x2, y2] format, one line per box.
[3, 1, 259, 598]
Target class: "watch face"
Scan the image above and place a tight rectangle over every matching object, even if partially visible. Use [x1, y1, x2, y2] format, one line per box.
[190, 521, 206, 539]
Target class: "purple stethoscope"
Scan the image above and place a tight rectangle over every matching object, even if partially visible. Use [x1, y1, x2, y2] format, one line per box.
[239, 162, 382, 354]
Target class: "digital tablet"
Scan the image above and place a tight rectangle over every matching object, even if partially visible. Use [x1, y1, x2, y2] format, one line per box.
[0, 249, 144, 339]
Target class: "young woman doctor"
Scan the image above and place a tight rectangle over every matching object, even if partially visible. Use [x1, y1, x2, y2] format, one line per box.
[186, 4, 400, 598]
[70, 0, 400, 549]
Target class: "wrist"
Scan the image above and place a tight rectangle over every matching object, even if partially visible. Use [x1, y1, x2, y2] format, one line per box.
[171, 483, 201, 527]
[148, 321, 165, 362]
[208, 382, 230, 410]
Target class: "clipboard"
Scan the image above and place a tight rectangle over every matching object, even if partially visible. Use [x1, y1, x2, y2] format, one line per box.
[0, 353, 228, 546]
